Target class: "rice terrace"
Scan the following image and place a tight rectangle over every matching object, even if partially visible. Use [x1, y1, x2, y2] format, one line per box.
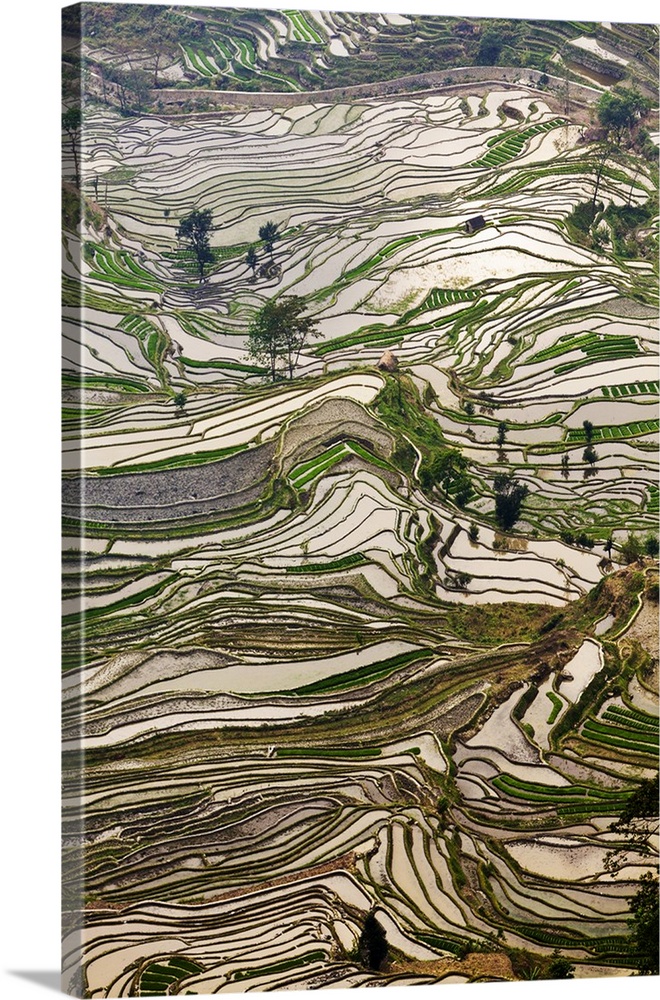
[61, 3, 659, 995]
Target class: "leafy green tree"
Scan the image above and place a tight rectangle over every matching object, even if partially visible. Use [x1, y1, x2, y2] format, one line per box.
[644, 534, 659, 558]
[606, 778, 659, 975]
[247, 296, 320, 381]
[629, 873, 659, 975]
[62, 107, 82, 187]
[493, 473, 528, 531]
[607, 776, 658, 872]
[583, 419, 594, 442]
[496, 421, 507, 447]
[173, 392, 186, 412]
[620, 533, 643, 565]
[422, 448, 471, 502]
[560, 454, 570, 479]
[597, 88, 651, 146]
[258, 220, 280, 259]
[582, 443, 599, 467]
[547, 950, 575, 980]
[477, 26, 508, 65]
[468, 522, 480, 543]
[358, 912, 388, 971]
[177, 209, 214, 282]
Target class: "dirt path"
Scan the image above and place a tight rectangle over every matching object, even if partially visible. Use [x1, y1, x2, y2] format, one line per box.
[154, 66, 602, 115]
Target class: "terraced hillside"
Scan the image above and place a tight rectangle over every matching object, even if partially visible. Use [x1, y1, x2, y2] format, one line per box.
[62, 6, 659, 105]
[62, 6, 659, 997]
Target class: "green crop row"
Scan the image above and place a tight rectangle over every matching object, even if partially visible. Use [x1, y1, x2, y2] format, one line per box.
[289, 647, 434, 696]
[62, 373, 150, 393]
[493, 773, 625, 803]
[93, 444, 246, 477]
[566, 419, 659, 443]
[284, 9, 323, 43]
[528, 331, 639, 366]
[276, 746, 382, 758]
[472, 118, 565, 168]
[602, 380, 659, 397]
[138, 956, 203, 996]
[602, 707, 658, 733]
[289, 442, 351, 485]
[62, 573, 178, 629]
[233, 950, 326, 982]
[581, 720, 658, 756]
[585, 717, 658, 747]
[88, 244, 164, 293]
[285, 552, 368, 575]
[546, 690, 564, 724]
[181, 44, 216, 76]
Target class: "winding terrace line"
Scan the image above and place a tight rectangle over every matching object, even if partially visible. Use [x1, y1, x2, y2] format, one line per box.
[152, 67, 603, 117]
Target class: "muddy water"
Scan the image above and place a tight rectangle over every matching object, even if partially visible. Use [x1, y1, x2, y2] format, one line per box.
[563, 59, 620, 88]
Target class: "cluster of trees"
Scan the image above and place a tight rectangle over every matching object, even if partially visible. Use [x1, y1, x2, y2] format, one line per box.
[596, 88, 652, 147]
[177, 208, 215, 281]
[419, 448, 473, 506]
[620, 532, 659, 563]
[582, 419, 599, 477]
[493, 472, 529, 531]
[247, 296, 321, 381]
[570, 86, 654, 247]
[62, 108, 82, 188]
[606, 776, 659, 976]
[246, 222, 281, 280]
[358, 912, 388, 971]
[175, 210, 284, 285]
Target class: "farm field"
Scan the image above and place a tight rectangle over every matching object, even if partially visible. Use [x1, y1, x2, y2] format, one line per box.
[62, 5, 659, 997]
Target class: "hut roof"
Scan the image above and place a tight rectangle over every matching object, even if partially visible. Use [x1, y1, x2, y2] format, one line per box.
[377, 350, 399, 372]
[465, 214, 486, 231]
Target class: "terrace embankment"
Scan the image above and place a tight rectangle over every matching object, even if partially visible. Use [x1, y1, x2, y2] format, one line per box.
[153, 66, 602, 117]
[277, 396, 397, 489]
[62, 440, 276, 523]
[391, 951, 514, 982]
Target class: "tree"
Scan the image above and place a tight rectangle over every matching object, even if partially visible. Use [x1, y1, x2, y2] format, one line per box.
[644, 534, 659, 558]
[620, 533, 643, 565]
[589, 141, 615, 222]
[62, 107, 82, 187]
[358, 912, 388, 971]
[477, 26, 508, 65]
[247, 296, 320, 381]
[605, 777, 659, 975]
[246, 247, 258, 279]
[560, 454, 570, 479]
[493, 473, 529, 531]
[173, 392, 186, 412]
[496, 421, 507, 447]
[422, 448, 471, 504]
[582, 443, 599, 468]
[547, 950, 575, 980]
[258, 220, 280, 260]
[177, 209, 214, 282]
[597, 88, 650, 146]
[583, 419, 594, 442]
[629, 873, 659, 975]
[606, 776, 658, 872]
[468, 522, 480, 544]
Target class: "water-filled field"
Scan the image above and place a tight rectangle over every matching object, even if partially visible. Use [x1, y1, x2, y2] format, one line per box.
[62, 8, 658, 996]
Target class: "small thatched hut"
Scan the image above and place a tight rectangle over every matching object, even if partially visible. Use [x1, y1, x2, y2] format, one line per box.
[377, 350, 399, 372]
